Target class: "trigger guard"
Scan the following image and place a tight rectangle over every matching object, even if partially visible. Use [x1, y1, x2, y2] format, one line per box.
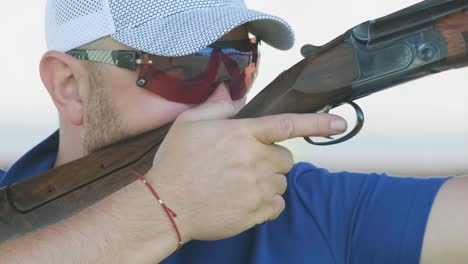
[304, 101, 365, 146]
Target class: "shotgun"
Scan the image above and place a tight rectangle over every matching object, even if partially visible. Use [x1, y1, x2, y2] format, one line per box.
[1, 0, 468, 242]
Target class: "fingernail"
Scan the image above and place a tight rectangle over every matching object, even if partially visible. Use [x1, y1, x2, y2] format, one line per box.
[330, 118, 347, 132]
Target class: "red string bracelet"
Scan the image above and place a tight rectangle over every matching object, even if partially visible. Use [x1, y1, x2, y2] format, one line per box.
[131, 170, 183, 250]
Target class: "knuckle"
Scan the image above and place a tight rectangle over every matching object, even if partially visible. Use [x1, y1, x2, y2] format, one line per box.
[248, 191, 263, 212]
[309, 114, 328, 136]
[276, 196, 286, 212]
[234, 151, 256, 169]
[238, 119, 256, 138]
[235, 144, 264, 169]
[273, 145, 294, 173]
[272, 196, 286, 219]
[316, 114, 334, 135]
[277, 116, 295, 139]
[283, 149, 294, 171]
[278, 175, 288, 194]
[312, 115, 322, 134]
[284, 162, 294, 174]
[245, 172, 258, 186]
[267, 196, 286, 221]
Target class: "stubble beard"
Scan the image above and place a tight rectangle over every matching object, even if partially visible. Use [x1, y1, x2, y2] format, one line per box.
[81, 70, 128, 155]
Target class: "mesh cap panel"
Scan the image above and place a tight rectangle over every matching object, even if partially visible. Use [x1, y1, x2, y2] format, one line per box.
[46, 0, 115, 52]
[45, 0, 295, 55]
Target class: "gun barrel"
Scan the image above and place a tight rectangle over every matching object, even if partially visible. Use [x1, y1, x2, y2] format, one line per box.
[352, 0, 468, 44]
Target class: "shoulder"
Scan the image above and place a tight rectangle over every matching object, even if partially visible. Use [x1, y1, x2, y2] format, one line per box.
[286, 162, 451, 236]
[0, 168, 7, 188]
[0, 168, 5, 181]
[287, 162, 449, 207]
[286, 162, 450, 263]
[0, 131, 59, 188]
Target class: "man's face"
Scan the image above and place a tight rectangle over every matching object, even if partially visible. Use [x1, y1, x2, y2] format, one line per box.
[81, 26, 251, 154]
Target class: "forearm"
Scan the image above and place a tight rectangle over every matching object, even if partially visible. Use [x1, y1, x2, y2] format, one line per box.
[0, 181, 180, 263]
[421, 175, 468, 264]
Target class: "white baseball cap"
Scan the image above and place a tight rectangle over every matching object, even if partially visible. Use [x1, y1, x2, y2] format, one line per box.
[45, 0, 295, 56]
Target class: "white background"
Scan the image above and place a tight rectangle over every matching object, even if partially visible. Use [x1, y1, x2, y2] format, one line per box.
[0, 0, 467, 176]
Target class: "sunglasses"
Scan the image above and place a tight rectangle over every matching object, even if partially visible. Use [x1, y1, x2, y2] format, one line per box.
[67, 38, 260, 104]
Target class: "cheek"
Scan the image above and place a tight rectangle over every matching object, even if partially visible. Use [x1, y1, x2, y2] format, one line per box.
[104, 71, 194, 135]
[100, 66, 250, 136]
[121, 93, 193, 135]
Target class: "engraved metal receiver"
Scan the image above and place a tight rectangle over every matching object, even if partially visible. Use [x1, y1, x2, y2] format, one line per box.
[301, 0, 468, 145]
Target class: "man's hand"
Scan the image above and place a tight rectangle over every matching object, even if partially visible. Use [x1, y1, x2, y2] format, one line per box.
[146, 99, 348, 243]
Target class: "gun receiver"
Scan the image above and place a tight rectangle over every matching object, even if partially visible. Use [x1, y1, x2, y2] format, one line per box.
[1, 0, 467, 242]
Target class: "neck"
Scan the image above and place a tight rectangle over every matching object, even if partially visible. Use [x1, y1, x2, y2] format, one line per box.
[55, 119, 84, 168]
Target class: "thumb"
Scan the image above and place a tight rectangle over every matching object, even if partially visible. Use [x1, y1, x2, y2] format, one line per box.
[179, 99, 237, 122]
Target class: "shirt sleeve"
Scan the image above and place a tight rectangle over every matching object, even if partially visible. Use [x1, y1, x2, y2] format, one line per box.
[0, 169, 5, 183]
[288, 162, 450, 264]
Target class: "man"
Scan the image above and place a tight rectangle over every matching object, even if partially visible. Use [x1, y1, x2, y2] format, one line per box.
[0, 0, 466, 263]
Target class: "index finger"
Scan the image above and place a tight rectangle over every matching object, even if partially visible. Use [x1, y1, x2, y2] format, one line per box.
[249, 113, 347, 144]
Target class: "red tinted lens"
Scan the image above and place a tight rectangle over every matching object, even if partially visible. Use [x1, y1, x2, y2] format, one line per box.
[138, 38, 259, 104]
[217, 49, 258, 101]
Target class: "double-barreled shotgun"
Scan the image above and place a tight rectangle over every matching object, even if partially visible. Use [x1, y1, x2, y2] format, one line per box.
[1, 0, 467, 242]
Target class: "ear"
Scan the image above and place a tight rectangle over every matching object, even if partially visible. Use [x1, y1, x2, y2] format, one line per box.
[40, 51, 88, 126]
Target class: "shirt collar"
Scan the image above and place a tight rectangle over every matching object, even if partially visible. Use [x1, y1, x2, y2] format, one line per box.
[0, 131, 59, 188]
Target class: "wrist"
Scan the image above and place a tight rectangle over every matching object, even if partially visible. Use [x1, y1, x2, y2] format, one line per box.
[145, 167, 193, 244]
[132, 170, 188, 249]
[99, 180, 183, 262]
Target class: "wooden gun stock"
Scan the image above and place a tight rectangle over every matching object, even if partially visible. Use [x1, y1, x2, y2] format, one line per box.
[1, 0, 467, 242]
[436, 9, 468, 66]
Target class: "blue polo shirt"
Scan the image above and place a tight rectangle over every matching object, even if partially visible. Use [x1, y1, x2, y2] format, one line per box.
[1, 132, 450, 263]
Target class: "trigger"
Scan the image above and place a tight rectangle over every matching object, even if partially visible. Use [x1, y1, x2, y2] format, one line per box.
[304, 101, 365, 146]
[318, 105, 333, 113]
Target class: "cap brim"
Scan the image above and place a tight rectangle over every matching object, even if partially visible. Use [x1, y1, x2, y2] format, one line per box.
[111, 5, 295, 56]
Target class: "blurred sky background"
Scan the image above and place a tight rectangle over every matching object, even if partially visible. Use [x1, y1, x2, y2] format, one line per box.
[0, 0, 467, 176]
